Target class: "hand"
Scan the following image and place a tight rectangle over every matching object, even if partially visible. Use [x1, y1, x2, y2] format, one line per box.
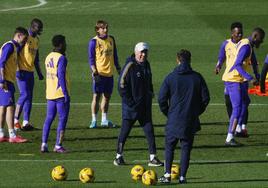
[250, 78, 259, 86]
[0, 82, 8, 92]
[38, 74, 44, 80]
[214, 67, 220, 75]
[117, 68, 121, 75]
[92, 72, 101, 83]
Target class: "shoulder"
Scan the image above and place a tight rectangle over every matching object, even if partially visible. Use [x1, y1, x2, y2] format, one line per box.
[2, 41, 15, 52]
[108, 35, 115, 40]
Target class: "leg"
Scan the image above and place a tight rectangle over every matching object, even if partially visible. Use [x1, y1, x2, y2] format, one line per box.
[42, 100, 57, 144]
[0, 106, 7, 129]
[224, 94, 232, 118]
[90, 93, 101, 128]
[55, 98, 70, 146]
[140, 120, 156, 155]
[165, 135, 178, 174]
[22, 72, 34, 124]
[116, 119, 135, 154]
[14, 76, 28, 121]
[179, 137, 194, 178]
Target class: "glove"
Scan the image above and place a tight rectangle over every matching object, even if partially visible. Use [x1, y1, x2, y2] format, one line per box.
[38, 73, 44, 80]
[92, 73, 101, 83]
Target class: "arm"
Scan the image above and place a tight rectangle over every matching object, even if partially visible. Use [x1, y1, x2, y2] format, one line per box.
[158, 78, 170, 116]
[215, 40, 227, 74]
[147, 61, 154, 96]
[260, 55, 268, 93]
[250, 50, 260, 81]
[199, 75, 210, 115]
[34, 50, 44, 80]
[57, 56, 69, 102]
[118, 62, 136, 107]
[110, 36, 121, 74]
[88, 39, 98, 75]
[229, 44, 254, 81]
[0, 43, 14, 88]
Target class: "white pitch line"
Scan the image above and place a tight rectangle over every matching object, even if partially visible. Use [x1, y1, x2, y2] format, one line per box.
[0, 0, 47, 12]
[0, 159, 266, 163]
[31, 102, 268, 106]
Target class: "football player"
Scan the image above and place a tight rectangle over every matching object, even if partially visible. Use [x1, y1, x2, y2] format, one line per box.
[88, 20, 121, 128]
[41, 35, 70, 153]
[0, 27, 28, 143]
[14, 18, 44, 131]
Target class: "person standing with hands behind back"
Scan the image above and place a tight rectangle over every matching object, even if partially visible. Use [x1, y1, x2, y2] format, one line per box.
[158, 49, 210, 184]
[88, 20, 121, 128]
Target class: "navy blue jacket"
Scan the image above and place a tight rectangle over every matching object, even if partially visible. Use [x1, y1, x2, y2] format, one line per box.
[118, 55, 154, 120]
[158, 62, 210, 139]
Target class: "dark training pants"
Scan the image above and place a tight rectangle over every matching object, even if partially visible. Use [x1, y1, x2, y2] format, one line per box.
[116, 119, 156, 155]
[165, 134, 194, 177]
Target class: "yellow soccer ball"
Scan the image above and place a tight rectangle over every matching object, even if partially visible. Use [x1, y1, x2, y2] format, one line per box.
[79, 167, 95, 183]
[51, 165, 67, 181]
[130, 165, 145, 181]
[142, 170, 157, 185]
[171, 164, 180, 180]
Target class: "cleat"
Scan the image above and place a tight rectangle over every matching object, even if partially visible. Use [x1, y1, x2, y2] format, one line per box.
[9, 135, 27, 143]
[225, 139, 242, 147]
[101, 120, 116, 128]
[41, 145, 49, 153]
[148, 157, 164, 167]
[113, 156, 125, 166]
[158, 176, 171, 183]
[235, 129, 249, 138]
[21, 123, 34, 131]
[89, 121, 97, 129]
[53, 146, 67, 153]
[14, 122, 22, 130]
[0, 137, 7, 142]
[179, 178, 187, 184]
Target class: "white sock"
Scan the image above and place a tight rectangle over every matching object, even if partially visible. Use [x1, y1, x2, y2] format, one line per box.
[14, 119, 19, 124]
[150, 154, 156, 161]
[236, 124, 241, 133]
[92, 114, 97, 122]
[42, 143, 48, 147]
[23, 120, 29, 127]
[116, 153, 122, 159]
[8, 129, 16, 138]
[0, 128, 4, 138]
[55, 145, 61, 149]
[179, 176, 185, 181]
[242, 124, 246, 130]
[101, 112, 107, 122]
[164, 173, 171, 178]
[226, 133, 233, 142]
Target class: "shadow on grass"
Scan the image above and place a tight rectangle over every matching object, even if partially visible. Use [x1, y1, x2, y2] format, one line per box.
[189, 178, 268, 184]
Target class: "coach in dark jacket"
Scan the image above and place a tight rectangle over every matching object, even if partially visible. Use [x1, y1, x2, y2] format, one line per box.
[113, 42, 163, 167]
[158, 49, 210, 184]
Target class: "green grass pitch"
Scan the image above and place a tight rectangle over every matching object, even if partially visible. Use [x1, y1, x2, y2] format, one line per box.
[0, 0, 268, 187]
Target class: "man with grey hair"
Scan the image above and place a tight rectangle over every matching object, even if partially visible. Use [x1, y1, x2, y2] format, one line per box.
[113, 42, 163, 167]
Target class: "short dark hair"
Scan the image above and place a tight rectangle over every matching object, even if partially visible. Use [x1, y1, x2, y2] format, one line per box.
[177, 49, 191, 63]
[253, 27, 265, 37]
[231, 22, 243, 31]
[95, 20, 108, 32]
[52, 35, 65, 47]
[31, 18, 43, 28]
[14, 27, 29, 36]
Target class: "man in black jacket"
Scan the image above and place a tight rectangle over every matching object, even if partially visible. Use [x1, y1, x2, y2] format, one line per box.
[158, 49, 210, 184]
[113, 42, 163, 167]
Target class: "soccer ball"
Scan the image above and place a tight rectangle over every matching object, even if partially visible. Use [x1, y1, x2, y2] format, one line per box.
[51, 165, 67, 181]
[142, 170, 157, 185]
[79, 167, 95, 183]
[130, 165, 145, 181]
[171, 164, 180, 180]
